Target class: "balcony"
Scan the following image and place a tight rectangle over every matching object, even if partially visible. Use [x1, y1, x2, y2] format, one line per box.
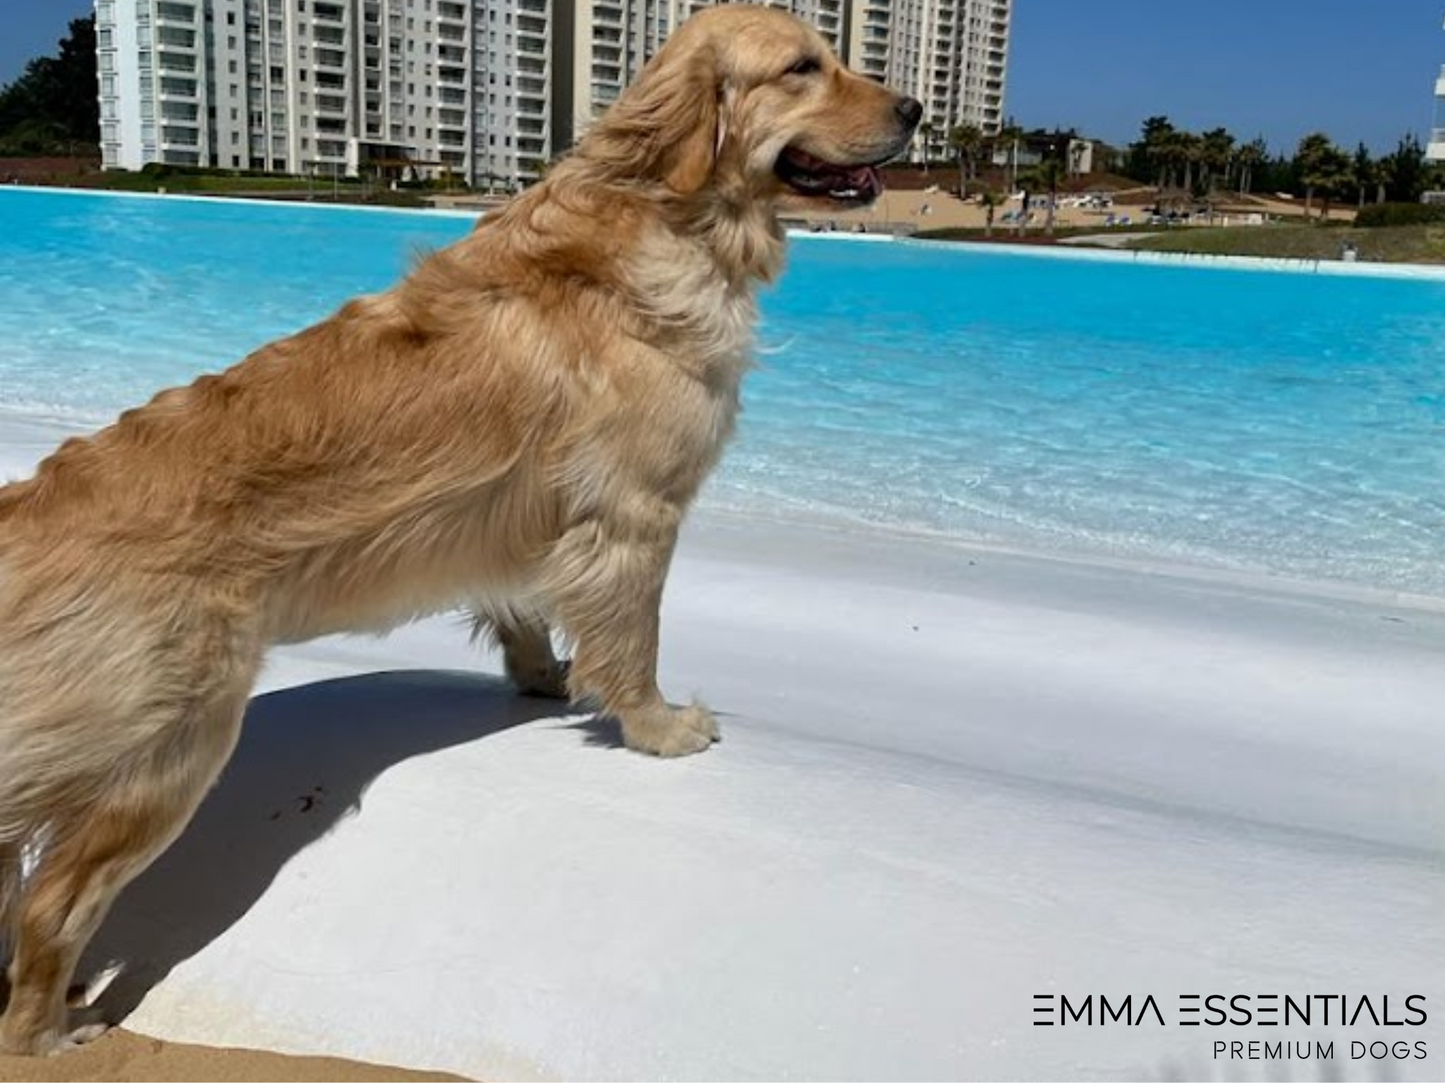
[160, 124, 200, 147]
[158, 75, 199, 98]
[155, 1, 195, 25]
[160, 101, 199, 121]
[156, 51, 196, 73]
[156, 28, 197, 51]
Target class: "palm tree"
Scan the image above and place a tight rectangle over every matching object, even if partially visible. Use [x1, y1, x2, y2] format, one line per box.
[1013, 171, 1038, 236]
[1352, 143, 1374, 209]
[978, 188, 1004, 237]
[1234, 137, 1267, 195]
[916, 120, 936, 172]
[1200, 127, 1235, 193]
[948, 123, 983, 198]
[1296, 132, 1345, 220]
[1314, 146, 1354, 221]
[1374, 153, 1395, 205]
[996, 120, 1025, 193]
[1138, 115, 1177, 190]
[1024, 159, 1066, 235]
[1176, 131, 1202, 193]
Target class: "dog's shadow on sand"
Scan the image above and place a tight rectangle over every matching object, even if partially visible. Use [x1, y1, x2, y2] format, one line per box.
[79, 668, 606, 1026]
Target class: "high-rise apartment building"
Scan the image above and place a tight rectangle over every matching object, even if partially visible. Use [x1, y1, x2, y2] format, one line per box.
[846, 0, 1009, 152]
[97, 0, 554, 183]
[554, 0, 846, 148]
[97, 0, 1011, 184]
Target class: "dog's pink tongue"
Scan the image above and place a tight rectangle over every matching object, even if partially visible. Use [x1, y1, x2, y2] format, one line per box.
[842, 165, 883, 200]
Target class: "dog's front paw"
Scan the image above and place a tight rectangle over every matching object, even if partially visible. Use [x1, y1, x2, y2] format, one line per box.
[620, 701, 720, 757]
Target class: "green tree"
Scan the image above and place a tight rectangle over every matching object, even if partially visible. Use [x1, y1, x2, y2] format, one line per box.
[948, 123, 983, 197]
[1352, 143, 1374, 209]
[0, 16, 98, 149]
[1295, 132, 1351, 221]
[1175, 130, 1202, 192]
[1379, 133, 1427, 202]
[978, 188, 1003, 237]
[1025, 158, 1066, 235]
[996, 119, 1024, 192]
[1126, 115, 1174, 185]
[1234, 137, 1268, 195]
[916, 120, 936, 171]
[1200, 127, 1235, 193]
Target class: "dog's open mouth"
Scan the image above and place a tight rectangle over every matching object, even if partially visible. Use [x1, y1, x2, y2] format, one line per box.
[774, 146, 886, 204]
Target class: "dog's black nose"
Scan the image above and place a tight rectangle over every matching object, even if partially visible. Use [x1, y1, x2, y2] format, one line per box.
[896, 97, 924, 128]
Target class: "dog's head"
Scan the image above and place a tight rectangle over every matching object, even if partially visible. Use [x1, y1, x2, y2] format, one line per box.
[579, 4, 922, 209]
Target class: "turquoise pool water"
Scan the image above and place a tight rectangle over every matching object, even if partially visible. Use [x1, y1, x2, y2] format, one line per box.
[3, 187, 1445, 597]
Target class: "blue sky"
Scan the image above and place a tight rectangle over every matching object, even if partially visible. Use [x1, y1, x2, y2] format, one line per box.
[1008, 0, 1444, 155]
[3, 0, 1442, 155]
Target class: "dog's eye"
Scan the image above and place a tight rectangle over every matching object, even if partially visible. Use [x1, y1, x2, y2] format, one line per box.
[785, 56, 822, 77]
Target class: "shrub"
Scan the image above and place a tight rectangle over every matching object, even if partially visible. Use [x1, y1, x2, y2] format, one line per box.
[1353, 202, 1445, 228]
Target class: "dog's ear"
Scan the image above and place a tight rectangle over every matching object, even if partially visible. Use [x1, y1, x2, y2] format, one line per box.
[584, 38, 721, 195]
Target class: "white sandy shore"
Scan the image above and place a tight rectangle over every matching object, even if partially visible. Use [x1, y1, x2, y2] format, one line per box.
[1, 411, 1441, 1081]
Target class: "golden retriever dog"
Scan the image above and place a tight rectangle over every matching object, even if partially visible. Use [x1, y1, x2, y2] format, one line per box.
[0, 2, 919, 1054]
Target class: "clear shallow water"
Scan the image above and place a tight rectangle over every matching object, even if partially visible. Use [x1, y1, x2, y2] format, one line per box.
[3, 187, 1445, 596]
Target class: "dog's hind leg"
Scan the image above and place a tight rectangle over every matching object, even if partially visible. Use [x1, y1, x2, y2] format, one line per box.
[472, 606, 570, 699]
[0, 683, 251, 1056]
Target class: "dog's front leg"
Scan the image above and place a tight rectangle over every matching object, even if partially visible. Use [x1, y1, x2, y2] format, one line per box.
[547, 511, 718, 757]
